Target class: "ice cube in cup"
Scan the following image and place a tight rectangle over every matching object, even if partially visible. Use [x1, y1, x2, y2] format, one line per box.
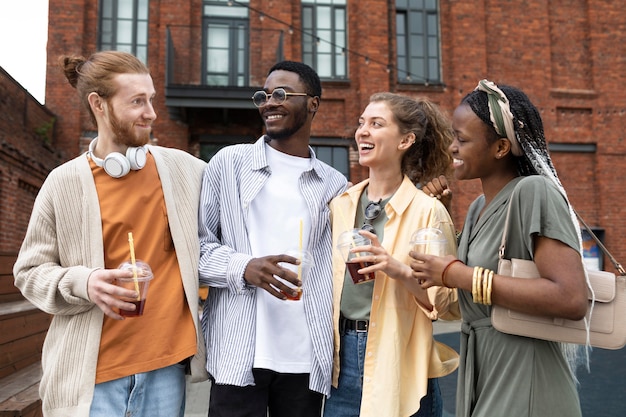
[116, 260, 154, 317]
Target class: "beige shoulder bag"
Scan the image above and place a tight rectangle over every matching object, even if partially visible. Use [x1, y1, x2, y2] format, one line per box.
[491, 194, 626, 349]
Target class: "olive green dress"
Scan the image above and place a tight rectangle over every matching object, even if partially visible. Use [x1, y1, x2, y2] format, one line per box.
[455, 176, 582, 417]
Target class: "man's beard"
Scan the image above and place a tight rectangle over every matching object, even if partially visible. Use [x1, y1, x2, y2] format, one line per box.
[109, 104, 151, 147]
[265, 107, 308, 141]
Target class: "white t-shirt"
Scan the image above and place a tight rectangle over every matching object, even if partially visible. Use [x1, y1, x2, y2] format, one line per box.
[250, 143, 313, 373]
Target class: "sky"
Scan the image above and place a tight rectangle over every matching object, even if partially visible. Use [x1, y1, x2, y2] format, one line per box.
[0, 0, 49, 104]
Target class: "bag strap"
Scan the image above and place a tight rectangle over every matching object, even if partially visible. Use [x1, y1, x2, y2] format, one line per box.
[498, 182, 626, 276]
[573, 209, 626, 275]
[498, 192, 515, 262]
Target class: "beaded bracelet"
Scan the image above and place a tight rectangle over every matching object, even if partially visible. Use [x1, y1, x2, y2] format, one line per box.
[441, 259, 463, 288]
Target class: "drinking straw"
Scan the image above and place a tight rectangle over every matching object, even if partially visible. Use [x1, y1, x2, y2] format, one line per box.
[428, 194, 438, 227]
[127, 232, 141, 300]
[298, 219, 303, 280]
[426, 196, 438, 254]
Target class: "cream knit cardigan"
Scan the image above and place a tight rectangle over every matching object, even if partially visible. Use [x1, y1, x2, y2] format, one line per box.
[14, 146, 209, 417]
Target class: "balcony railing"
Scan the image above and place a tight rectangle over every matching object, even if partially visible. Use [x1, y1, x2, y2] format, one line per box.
[165, 24, 287, 109]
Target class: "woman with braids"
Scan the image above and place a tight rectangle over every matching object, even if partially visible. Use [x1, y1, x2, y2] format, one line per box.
[412, 80, 589, 417]
[325, 92, 460, 417]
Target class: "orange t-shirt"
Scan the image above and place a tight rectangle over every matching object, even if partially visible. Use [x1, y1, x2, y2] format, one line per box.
[90, 153, 197, 383]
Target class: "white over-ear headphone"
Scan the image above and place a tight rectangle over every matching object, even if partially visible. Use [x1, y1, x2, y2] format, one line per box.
[88, 138, 147, 178]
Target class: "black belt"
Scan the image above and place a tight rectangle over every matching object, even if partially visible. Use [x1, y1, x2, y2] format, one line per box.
[340, 316, 369, 333]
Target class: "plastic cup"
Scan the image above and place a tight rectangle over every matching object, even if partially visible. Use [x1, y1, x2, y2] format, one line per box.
[116, 260, 154, 317]
[279, 249, 314, 301]
[337, 229, 375, 284]
[410, 228, 447, 256]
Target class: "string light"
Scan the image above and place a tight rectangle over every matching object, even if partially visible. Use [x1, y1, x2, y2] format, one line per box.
[225, 0, 429, 82]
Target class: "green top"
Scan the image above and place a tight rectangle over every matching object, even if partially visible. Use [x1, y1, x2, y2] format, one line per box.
[456, 175, 582, 417]
[340, 188, 391, 320]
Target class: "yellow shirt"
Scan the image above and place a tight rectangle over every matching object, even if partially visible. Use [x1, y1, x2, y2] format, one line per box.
[330, 176, 460, 417]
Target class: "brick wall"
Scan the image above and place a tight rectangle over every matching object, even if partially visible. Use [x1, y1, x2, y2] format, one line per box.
[40, 0, 626, 271]
[0, 68, 64, 253]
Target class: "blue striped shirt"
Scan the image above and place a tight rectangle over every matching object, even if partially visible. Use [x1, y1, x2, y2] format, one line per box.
[198, 137, 347, 396]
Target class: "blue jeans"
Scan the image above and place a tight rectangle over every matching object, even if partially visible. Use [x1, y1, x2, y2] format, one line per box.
[90, 362, 187, 417]
[323, 329, 442, 417]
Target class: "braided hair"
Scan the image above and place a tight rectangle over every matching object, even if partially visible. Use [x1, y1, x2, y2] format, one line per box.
[463, 81, 591, 374]
[462, 84, 559, 179]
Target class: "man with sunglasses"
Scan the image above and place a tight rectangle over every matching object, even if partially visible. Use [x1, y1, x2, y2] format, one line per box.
[198, 61, 347, 417]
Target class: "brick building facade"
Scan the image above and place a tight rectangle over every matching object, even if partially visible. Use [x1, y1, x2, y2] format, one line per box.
[32, 0, 626, 271]
[0, 68, 59, 412]
[0, 1, 624, 412]
[0, 68, 63, 254]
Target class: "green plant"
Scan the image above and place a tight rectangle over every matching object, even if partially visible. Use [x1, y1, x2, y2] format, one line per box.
[34, 117, 56, 145]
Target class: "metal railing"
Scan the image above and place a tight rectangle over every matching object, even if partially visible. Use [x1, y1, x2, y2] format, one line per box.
[165, 24, 286, 89]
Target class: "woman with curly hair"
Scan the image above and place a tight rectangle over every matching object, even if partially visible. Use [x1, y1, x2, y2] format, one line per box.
[325, 92, 460, 417]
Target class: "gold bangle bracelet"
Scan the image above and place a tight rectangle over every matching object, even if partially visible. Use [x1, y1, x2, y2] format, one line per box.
[472, 266, 479, 303]
[485, 269, 494, 305]
[476, 266, 485, 304]
[481, 268, 491, 306]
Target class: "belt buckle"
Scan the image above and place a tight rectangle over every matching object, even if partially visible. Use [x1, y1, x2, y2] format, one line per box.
[355, 319, 368, 333]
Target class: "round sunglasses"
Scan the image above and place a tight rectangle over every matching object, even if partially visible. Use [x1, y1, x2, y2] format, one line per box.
[361, 199, 383, 234]
[251, 88, 313, 107]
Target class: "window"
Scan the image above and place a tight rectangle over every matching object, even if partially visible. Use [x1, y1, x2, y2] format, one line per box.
[199, 135, 255, 162]
[200, 142, 231, 162]
[312, 145, 349, 179]
[396, 0, 441, 84]
[203, 0, 249, 86]
[311, 142, 350, 179]
[199, 137, 349, 180]
[302, 0, 347, 80]
[99, 0, 149, 63]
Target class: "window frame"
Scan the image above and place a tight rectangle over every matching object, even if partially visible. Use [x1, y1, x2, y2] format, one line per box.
[201, 0, 250, 87]
[98, 0, 150, 63]
[302, 0, 348, 81]
[310, 138, 350, 179]
[202, 17, 250, 87]
[395, 0, 442, 85]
